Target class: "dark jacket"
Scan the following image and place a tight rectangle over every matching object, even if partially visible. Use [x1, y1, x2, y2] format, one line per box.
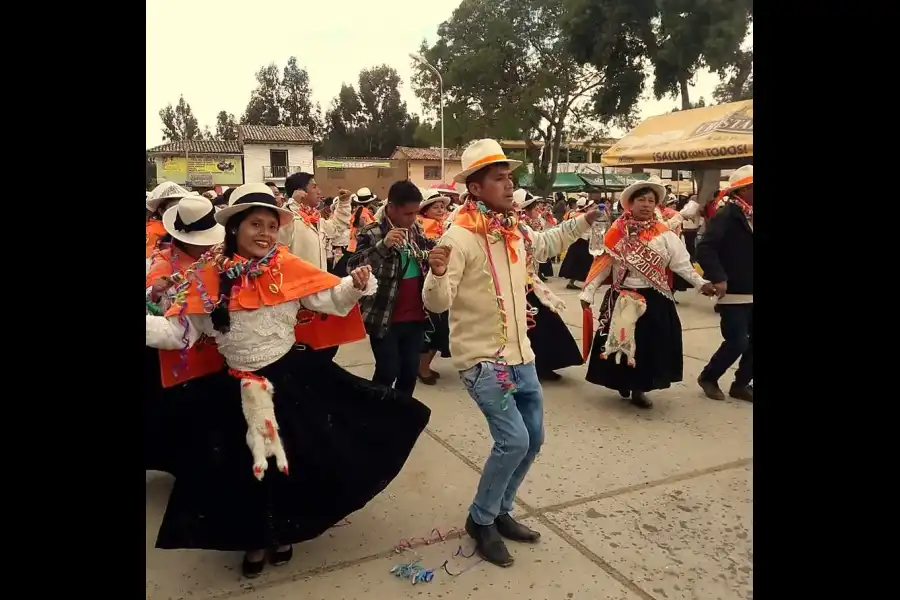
[346, 218, 435, 338]
[695, 203, 753, 294]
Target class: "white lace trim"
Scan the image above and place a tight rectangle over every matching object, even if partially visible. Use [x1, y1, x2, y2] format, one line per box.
[214, 301, 300, 371]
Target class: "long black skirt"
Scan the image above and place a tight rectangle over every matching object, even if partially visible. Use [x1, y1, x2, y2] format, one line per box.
[423, 311, 451, 357]
[538, 261, 554, 279]
[527, 291, 583, 373]
[559, 238, 592, 281]
[155, 346, 431, 551]
[585, 287, 683, 392]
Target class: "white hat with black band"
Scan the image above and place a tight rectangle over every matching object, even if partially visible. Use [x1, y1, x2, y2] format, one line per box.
[162, 195, 226, 246]
[214, 182, 296, 227]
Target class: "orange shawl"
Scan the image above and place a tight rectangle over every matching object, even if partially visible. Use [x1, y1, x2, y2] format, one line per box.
[418, 216, 445, 241]
[146, 220, 167, 258]
[584, 218, 669, 285]
[453, 202, 521, 263]
[146, 248, 196, 288]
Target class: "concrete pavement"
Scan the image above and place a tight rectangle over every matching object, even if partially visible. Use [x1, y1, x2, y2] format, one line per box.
[146, 276, 752, 600]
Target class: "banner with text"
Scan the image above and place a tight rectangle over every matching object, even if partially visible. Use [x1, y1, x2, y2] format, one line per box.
[155, 155, 244, 185]
[601, 100, 752, 167]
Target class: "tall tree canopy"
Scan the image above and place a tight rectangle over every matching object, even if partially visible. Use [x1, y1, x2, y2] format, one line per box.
[159, 95, 201, 142]
[280, 56, 324, 137]
[322, 65, 419, 157]
[242, 64, 283, 126]
[215, 111, 239, 140]
[713, 49, 753, 103]
[411, 0, 614, 194]
[562, 0, 753, 111]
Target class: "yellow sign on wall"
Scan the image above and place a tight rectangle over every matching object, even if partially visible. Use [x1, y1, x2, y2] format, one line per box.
[156, 154, 243, 185]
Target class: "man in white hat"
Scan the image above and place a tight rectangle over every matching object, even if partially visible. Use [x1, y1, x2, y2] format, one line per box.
[695, 165, 753, 403]
[279, 172, 351, 271]
[424, 138, 603, 567]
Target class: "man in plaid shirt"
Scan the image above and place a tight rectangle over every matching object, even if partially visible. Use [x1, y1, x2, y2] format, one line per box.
[347, 181, 436, 395]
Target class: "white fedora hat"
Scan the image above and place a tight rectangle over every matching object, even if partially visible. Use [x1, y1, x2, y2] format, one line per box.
[352, 187, 378, 203]
[619, 178, 667, 211]
[513, 188, 540, 210]
[214, 182, 296, 227]
[454, 139, 523, 183]
[722, 165, 753, 195]
[162, 195, 226, 247]
[147, 181, 192, 212]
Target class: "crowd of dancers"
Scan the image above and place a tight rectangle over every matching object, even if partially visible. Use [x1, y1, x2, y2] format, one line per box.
[146, 138, 753, 577]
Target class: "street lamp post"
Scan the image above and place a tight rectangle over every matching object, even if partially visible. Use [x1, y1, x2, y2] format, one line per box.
[410, 53, 444, 182]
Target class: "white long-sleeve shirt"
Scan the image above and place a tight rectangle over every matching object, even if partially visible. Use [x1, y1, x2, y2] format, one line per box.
[146, 276, 376, 371]
[580, 230, 708, 305]
[277, 195, 352, 269]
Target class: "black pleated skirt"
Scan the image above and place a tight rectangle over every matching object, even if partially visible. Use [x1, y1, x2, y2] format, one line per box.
[527, 291, 583, 373]
[423, 311, 451, 357]
[585, 287, 683, 392]
[154, 346, 431, 551]
[559, 238, 592, 281]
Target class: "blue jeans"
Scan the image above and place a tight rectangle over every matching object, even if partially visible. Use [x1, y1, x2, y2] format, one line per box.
[460, 361, 545, 525]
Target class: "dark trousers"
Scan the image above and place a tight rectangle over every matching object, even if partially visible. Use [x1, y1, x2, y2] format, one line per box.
[369, 321, 425, 396]
[700, 304, 753, 387]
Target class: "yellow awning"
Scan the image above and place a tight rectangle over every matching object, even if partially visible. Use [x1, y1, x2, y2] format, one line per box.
[601, 100, 752, 167]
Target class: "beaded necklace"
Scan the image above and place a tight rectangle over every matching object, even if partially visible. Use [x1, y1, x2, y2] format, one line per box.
[730, 196, 753, 222]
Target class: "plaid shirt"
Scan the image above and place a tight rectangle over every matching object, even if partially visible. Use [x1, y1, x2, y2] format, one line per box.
[346, 217, 435, 338]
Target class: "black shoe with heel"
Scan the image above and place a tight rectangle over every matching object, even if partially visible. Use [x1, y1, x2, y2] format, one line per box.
[495, 514, 541, 543]
[465, 514, 514, 567]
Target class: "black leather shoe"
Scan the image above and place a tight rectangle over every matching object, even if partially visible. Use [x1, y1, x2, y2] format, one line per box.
[495, 514, 541, 543]
[242, 555, 266, 578]
[269, 545, 293, 566]
[618, 389, 631, 400]
[537, 370, 562, 382]
[729, 384, 753, 403]
[697, 377, 726, 401]
[465, 514, 514, 567]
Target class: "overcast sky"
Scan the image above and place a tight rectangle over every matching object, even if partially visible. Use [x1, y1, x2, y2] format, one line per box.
[146, 0, 733, 149]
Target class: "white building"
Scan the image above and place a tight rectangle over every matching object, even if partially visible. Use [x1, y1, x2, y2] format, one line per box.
[238, 125, 316, 186]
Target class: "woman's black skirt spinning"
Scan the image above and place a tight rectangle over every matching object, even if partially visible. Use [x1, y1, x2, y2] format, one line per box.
[559, 238, 592, 281]
[585, 287, 684, 393]
[423, 311, 451, 357]
[527, 291, 583, 373]
[154, 346, 431, 551]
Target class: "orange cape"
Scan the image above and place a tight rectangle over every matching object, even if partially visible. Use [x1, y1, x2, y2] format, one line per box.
[453, 202, 521, 263]
[163, 246, 365, 350]
[347, 206, 375, 252]
[418, 216, 444, 241]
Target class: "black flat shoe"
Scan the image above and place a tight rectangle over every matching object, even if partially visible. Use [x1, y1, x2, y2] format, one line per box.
[269, 546, 294, 567]
[242, 555, 266, 579]
[618, 389, 631, 400]
[269, 545, 293, 566]
[729, 384, 753, 403]
[537, 370, 562, 382]
[429, 369, 441, 379]
[495, 514, 541, 543]
[697, 377, 726, 401]
[631, 392, 653, 409]
[417, 372, 438, 385]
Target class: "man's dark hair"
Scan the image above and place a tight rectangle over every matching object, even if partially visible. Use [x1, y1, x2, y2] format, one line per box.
[285, 172, 314, 198]
[567, 198, 577, 208]
[464, 163, 509, 191]
[223, 188, 235, 204]
[264, 181, 278, 188]
[388, 180, 423, 206]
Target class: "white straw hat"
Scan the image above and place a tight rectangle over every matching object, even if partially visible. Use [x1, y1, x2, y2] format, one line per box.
[513, 188, 539, 210]
[722, 165, 753, 195]
[214, 182, 296, 227]
[619, 179, 667, 211]
[162, 195, 226, 247]
[352, 187, 378, 203]
[454, 139, 523, 183]
[147, 181, 192, 212]
[420, 193, 451, 212]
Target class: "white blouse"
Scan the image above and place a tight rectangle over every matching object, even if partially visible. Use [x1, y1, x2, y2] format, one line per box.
[146, 276, 376, 371]
[580, 230, 708, 303]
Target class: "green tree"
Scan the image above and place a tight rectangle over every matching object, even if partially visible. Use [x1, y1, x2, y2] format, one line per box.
[322, 66, 418, 157]
[215, 111, 239, 140]
[242, 64, 283, 126]
[562, 0, 753, 112]
[712, 49, 753, 103]
[670, 97, 706, 112]
[412, 0, 612, 195]
[158, 95, 201, 141]
[281, 56, 323, 137]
